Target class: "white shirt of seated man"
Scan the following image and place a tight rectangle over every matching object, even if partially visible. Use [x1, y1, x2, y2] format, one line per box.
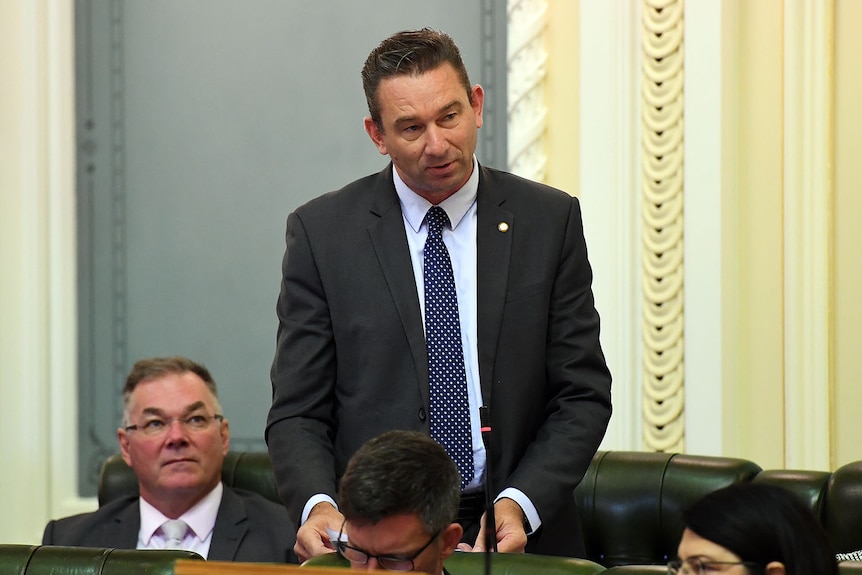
[138, 482, 222, 557]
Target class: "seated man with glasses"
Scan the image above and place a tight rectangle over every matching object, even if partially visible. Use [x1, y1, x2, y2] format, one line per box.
[335, 430, 463, 573]
[43, 356, 296, 563]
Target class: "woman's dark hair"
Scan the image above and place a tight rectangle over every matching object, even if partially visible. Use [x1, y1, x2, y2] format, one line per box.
[682, 482, 838, 575]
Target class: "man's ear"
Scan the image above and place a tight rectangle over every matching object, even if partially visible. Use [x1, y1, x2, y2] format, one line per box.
[118, 428, 133, 466]
[440, 523, 463, 560]
[364, 116, 388, 155]
[765, 561, 786, 575]
[470, 84, 485, 129]
[220, 417, 230, 455]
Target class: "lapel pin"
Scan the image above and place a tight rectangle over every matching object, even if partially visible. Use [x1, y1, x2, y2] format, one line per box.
[497, 222, 509, 233]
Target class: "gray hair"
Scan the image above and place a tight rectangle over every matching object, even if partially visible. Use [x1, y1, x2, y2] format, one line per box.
[122, 356, 223, 425]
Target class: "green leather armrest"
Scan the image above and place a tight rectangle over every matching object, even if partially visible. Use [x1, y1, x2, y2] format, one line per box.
[303, 551, 606, 575]
[0, 544, 203, 575]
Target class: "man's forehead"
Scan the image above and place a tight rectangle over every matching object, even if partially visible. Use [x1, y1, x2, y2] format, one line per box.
[128, 373, 215, 409]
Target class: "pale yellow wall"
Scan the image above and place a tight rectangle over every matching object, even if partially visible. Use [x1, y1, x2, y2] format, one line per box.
[833, 0, 862, 467]
[732, 0, 786, 468]
[731, 0, 862, 470]
[545, 0, 579, 195]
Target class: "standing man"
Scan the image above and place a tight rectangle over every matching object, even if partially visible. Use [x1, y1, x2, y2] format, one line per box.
[45, 356, 296, 563]
[266, 28, 612, 560]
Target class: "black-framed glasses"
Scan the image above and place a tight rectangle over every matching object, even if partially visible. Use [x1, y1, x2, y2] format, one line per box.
[668, 558, 762, 575]
[335, 520, 441, 571]
[124, 414, 224, 437]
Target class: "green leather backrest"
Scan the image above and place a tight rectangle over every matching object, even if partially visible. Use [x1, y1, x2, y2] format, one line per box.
[824, 462, 862, 554]
[98, 452, 280, 507]
[573, 451, 762, 568]
[0, 545, 202, 575]
[96, 450, 862, 568]
[303, 551, 606, 575]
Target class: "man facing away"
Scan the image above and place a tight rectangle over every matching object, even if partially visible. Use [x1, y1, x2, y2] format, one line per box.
[44, 356, 296, 563]
[335, 430, 463, 574]
[266, 28, 612, 560]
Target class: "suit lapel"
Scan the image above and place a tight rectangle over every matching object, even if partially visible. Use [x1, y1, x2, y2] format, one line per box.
[367, 166, 429, 405]
[476, 166, 512, 407]
[208, 488, 247, 561]
[97, 499, 140, 548]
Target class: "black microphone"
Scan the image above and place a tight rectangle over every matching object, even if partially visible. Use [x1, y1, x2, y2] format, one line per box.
[479, 405, 497, 570]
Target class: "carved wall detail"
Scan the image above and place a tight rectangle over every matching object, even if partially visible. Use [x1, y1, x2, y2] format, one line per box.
[641, 0, 685, 452]
[506, 0, 548, 181]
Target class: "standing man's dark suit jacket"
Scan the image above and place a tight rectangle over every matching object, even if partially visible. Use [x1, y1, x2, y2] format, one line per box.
[266, 164, 613, 556]
[42, 486, 296, 563]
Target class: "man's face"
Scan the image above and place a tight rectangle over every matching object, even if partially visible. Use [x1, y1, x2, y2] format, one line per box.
[117, 371, 229, 513]
[364, 63, 484, 204]
[344, 514, 461, 573]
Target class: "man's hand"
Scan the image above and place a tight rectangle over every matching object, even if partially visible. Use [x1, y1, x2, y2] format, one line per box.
[294, 502, 344, 563]
[470, 497, 528, 553]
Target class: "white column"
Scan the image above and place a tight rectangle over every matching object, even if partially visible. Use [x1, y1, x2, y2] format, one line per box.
[0, 0, 90, 545]
[782, 0, 834, 470]
[682, 0, 738, 456]
[579, 0, 643, 450]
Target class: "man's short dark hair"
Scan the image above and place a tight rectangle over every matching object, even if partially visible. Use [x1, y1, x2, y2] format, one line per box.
[338, 430, 460, 536]
[361, 28, 472, 130]
[122, 356, 221, 424]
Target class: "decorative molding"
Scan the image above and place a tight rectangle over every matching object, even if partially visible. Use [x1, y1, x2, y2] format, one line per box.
[109, 0, 129, 415]
[782, 0, 834, 470]
[506, 0, 548, 181]
[641, 0, 685, 452]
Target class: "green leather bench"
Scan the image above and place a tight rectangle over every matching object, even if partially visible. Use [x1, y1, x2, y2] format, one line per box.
[0, 544, 201, 575]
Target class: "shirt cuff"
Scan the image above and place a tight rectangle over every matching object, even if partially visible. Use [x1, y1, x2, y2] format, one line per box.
[495, 487, 540, 535]
[301, 494, 338, 525]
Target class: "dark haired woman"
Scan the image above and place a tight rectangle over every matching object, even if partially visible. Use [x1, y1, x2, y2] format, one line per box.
[671, 482, 838, 575]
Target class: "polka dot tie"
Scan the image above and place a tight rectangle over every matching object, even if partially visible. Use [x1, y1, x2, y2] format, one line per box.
[423, 206, 474, 490]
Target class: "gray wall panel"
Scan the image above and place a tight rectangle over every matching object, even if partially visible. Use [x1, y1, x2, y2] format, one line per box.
[76, 0, 507, 495]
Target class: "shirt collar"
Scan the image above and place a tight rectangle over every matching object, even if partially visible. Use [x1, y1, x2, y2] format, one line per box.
[139, 481, 224, 544]
[394, 156, 479, 233]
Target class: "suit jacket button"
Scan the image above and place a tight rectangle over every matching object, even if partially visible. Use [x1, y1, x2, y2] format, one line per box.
[418, 407, 426, 421]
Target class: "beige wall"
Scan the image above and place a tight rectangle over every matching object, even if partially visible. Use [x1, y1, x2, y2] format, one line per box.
[543, 0, 860, 469]
[731, 0, 862, 469]
[833, 0, 862, 467]
[545, 0, 580, 195]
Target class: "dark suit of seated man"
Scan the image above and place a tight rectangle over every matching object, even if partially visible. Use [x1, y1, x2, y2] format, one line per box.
[43, 356, 296, 563]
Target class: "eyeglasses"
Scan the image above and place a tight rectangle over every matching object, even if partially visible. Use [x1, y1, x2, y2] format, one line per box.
[335, 520, 440, 572]
[124, 414, 223, 437]
[668, 559, 761, 575]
